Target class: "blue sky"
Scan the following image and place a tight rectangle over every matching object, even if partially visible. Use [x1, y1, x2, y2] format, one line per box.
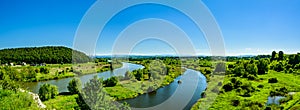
[0, 0, 299, 56]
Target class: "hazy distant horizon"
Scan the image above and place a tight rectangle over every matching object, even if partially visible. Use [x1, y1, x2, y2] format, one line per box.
[0, 45, 299, 57]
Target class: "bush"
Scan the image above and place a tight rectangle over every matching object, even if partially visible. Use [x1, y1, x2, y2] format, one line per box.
[294, 63, 300, 69]
[232, 99, 240, 106]
[257, 84, 264, 88]
[223, 83, 233, 92]
[288, 68, 294, 73]
[67, 78, 82, 94]
[0, 89, 38, 109]
[38, 83, 59, 101]
[103, 76, 119, 87]
[247, 74, 256, 80]
[268, 78, 278, 83]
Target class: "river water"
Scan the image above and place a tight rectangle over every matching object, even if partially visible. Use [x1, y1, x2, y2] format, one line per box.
[23, 63, 207, 109]
[23, 63, 144, 93]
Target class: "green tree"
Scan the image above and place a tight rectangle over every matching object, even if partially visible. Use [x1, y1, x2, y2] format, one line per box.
[103, 76, 119, 87]
[278, 51, 284, 61]
[233, 65, 245, 77]
[67, 78, 82, 94]
[257, 59, 269, 74]
[271, 51, 277, 61]
[40, 67, 49, 74]
[274, 61, 284, 72]
[223, 83, 234, 92]
[38, 84, 59, 101]
[246, 63, 258, 76]
[133, 69, 144, 81]
[76, 76, 128, 110]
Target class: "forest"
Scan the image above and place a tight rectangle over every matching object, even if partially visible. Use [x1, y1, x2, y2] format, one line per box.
[0, 46, 92, 64]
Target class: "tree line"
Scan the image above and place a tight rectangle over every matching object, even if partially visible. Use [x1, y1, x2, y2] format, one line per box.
[0, 46, 92, 64]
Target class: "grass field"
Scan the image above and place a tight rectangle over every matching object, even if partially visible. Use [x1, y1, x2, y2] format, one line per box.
[192, 70, 300, 110]
[43, 94, 79, 109]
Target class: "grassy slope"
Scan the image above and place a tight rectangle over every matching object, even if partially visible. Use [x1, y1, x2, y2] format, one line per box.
[43, 94, 79, 109]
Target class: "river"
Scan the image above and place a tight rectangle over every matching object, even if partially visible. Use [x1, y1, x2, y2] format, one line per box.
[23, 63, 144, 93]
[23, 62, 207, 109]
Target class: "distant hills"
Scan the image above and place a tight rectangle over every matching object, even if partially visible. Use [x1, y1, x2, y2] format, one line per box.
[0, 46, 92, 64]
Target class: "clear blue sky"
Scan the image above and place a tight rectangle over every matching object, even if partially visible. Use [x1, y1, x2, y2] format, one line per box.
[0, 0, 299, 56]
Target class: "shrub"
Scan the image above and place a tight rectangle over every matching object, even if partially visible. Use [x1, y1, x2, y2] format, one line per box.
[222, 83, 233, 92]
[103, 76, 119, 87]
[288, 68, 294, 73]
[67, 78, 82, 94]
[38, 83, 59, 101]
[257, 84, 264, 88]
[0, 89, 38, 109]
[268, 78, 278, 83]
[232, 99, 240, 106]
[247, 74, 256, 80]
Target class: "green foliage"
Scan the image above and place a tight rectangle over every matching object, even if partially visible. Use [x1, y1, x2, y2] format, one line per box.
[278, 51, 284, 61]
[246, 63, 258, 76]
[269, 87, 288, 97]
[43, 94, 79, 110]
[132, 69, 144, 81]
[271, 51, 277, 61]
[103, 76, 119, 87]
[193, 51, 300, 109]
[0, 89, 38, 110]
[40, 67, 50, 74]
[232, 99, 240, 106]
[105, 86, 138, 100]
[223, 82, 234, 92]
[67, 78, 82, 94]
[233, 64, 245, 77]
[0, 46, 92, 64]
[38, 83, 59, 101]
[257, 59, 269, 74]
[199, 60, 212, 67]
[268, 78, 278, 83]
[294, 63, 300, 69]
[274, 61, 285, 72]
[76, 76, 130, 110]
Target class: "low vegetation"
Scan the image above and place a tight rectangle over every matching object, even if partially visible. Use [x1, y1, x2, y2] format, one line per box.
[192, 51, 300, 109]
[1, 46, 299, 110]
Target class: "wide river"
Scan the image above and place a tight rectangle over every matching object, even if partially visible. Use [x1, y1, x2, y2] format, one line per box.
[23, 62, 207, 109]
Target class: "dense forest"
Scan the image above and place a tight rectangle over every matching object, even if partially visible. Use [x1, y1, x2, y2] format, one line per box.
[0, 46, 92, 64]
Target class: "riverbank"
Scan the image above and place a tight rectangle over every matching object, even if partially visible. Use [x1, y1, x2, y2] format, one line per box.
[21, 59, 209, 109]
[105, 66, 185, 100]
[8, 62, 122, 82]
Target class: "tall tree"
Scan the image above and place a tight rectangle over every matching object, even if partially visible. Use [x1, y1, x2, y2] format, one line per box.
[38, 84, 59, 101]
[76, 76, 129, 110]
[278, 51, 284, 61]
[67, 78, 82, 94]
[271, 51, 277, 61]
[246, 63, 258, 76]
[257, 59, 269, 74]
